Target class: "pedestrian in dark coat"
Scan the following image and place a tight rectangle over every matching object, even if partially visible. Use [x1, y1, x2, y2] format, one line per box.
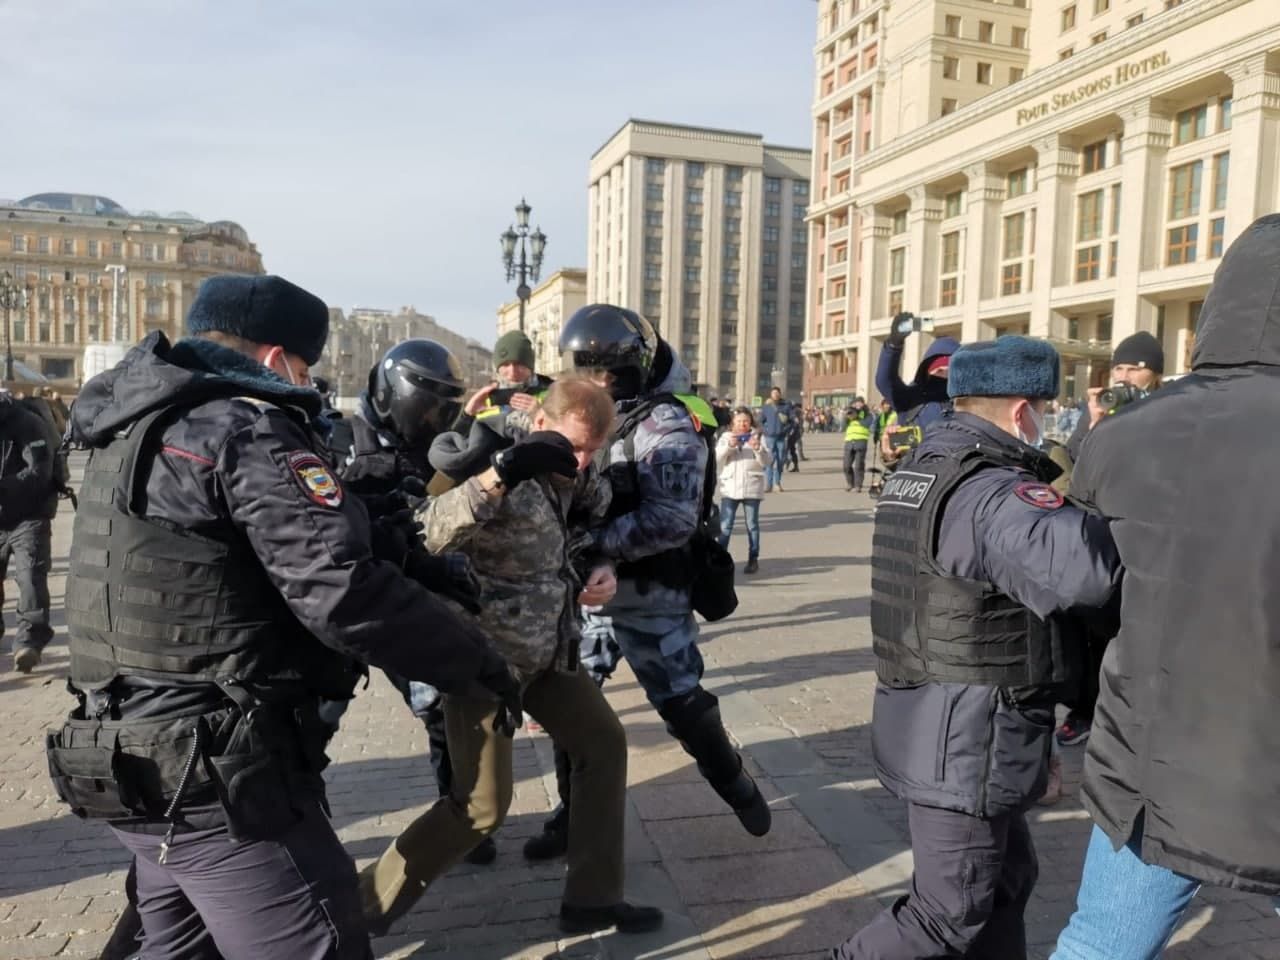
[1052, 215, 1280, 959]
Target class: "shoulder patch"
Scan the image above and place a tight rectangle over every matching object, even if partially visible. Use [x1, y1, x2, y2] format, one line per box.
[878, 470, 935, 509]
[1013, 482, 1064, 510]
[287, 451, 343, 508]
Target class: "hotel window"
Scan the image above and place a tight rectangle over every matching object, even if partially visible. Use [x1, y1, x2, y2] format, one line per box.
[945, 15, 961, 37]
[723, 269, 739, 287]
[792, 253, 806, 269]
[645, 211, 662, 227]
[37, 236, 50, 254]
[943, 56, 959, 80]
[645, 158, 665, 175]
[687, 162, 705, 179]
[1003, 213, 1026, 259]
[88, 293, 99, 316]
[794, 181, 809, 197]
[763, 251, 778, 266]
[766, 201, 780, 217]
[61, 237, 75, 255]
[725, 191, 742, 208]
[687, 239, 702, 258]
[1167, 224, 1198, 265]
[111, 241, 122, 257]
[87, 239, 99, 257]
[1126, 13, 1144, 27]
[978, 20, 994, 43]
[888, 247, 905, 314]
[892, 210, 908, 235]
[1077, 190, 1104, 242]
[37, 291, 50, 312]
[764, 226, 780, 242]
[12, 319, 24, 341]
[1220, 97, 1233, 131]
[1001, 263, 1023, 296]
[1212, 153, 1230, 210]
[1092, 31, 1107, 45]
[726, 165, 743, 182]
[1175, 104, 1208, 145]
[1061, 5, 1076, 32]
[1098, 315, 1112, 342]
[765, 177, 781, 194]
[644, 264, 661, 282]
[685, 213, 701, 231]
[976, 62, 992, 85]
[941, 98, 958, 117]
[1010, 67, 1025, 83]
[939, 232, 960, 306]
[1210, 217, 1226, 258]
[1169, 161, 1203, 219]
[1012, 26, 1027, 48]
[1075, 245, 1101, 282]
[1081, 140, 1107, 174]
[944, 190, 964, 219]
[763, 276, 777, 291]
[794, 203, 808, 219]
[724, 243, 740, 261]
[686, 188, 703, 205]
[1007, 167, 1029, 198]
[792, 227, 806, 244]
[1109, 240, 1119, 277]
[39, 320, 51, 342]
[684, 266, 700, 285]
[1094, 0, 1110, 11]
[10, 234, 25, 253]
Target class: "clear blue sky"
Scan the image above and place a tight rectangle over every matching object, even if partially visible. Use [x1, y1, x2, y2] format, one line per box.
[1, 0, 816, 344]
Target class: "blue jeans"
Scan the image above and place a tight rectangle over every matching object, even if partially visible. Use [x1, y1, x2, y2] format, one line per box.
[765, 435, 787, 488]
[718, 497, 760, 560]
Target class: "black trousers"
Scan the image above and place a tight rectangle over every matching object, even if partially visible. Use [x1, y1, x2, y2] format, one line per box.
[110, 800, 371, 960]
[832, 802, 1038, 960]
[843, 441, 868, 491]
[0, 518, 52, 651]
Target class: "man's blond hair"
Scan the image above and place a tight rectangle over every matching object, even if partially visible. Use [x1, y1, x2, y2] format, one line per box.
[539, 376, 615, 439]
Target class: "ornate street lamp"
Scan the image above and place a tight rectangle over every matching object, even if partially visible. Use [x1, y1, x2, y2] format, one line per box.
[0, 270, 28, 383]
[500, 198, 547, 333]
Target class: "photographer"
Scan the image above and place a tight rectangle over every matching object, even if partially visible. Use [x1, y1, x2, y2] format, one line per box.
[842, 397, 875, 493]
[875, 312, 959, 433]
[715, 406, 771, 574]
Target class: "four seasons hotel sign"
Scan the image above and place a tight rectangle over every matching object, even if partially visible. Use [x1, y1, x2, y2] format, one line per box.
[1015, 51, 1172, 126]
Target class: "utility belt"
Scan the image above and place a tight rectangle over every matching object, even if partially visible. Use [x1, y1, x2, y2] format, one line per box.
[616, 506, 737, 622]
[46, 680, 331, 842]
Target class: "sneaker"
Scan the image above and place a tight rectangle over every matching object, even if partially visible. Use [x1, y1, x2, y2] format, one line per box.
[463, 836, 497, 865]
[744, 559, 759, 575]
[14, 646, 40, 674]
[1037, 754, 1064, 806]
[1056, 713, 1092, 746]
[560, 901, 664, 935]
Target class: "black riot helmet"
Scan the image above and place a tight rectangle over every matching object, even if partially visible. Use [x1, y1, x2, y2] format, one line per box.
[559, 303, 657, 401]
[368, 339, 466, 447]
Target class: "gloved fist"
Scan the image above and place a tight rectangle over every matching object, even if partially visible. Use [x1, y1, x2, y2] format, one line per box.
[405, 549, 483, 614]
[476, 651, 523, 738]
[400, 476, 427, 513]
[887, 312, 914, 347]
[491, 431, 577, 489]
[370, 509, 423, 567]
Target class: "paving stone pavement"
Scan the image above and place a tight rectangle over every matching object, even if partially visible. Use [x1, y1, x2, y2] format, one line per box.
[1, 440, 1275, 958]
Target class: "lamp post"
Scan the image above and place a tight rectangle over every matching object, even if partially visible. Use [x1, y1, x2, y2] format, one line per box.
[0, 270, 27, 383]
[500, 198, 547, 334]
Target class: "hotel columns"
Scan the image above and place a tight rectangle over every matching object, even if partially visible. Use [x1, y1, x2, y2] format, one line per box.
[961, 163, 1004, 343]
[1030, 134, 1079, 338]
[1225, 56, 1280, 234]
[1113, 100, 1173, 341]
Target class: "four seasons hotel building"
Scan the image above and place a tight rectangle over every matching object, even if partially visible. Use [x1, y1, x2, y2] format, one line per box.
[803, 0, 1280, 404]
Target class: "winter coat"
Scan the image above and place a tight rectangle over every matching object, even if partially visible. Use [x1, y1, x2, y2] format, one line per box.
[1070, 214, 1280, 895]
[0, 394, 57, 525]
[715, 432, 771, 501]
[875, 337, 959, 428]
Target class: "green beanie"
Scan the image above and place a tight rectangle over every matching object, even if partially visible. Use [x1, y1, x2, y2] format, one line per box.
[493, 330, 535, 371]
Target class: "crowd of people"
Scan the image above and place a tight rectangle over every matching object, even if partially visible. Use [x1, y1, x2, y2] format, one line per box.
[6, 216, 1280, 960]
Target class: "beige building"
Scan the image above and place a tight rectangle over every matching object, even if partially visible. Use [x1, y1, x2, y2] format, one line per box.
[496, 268, 588, 375]
[589, 120, 811, 401]
[0, 192, 263, 388]
[803, 0, 1280, 403]
[316, 306, 494, 404]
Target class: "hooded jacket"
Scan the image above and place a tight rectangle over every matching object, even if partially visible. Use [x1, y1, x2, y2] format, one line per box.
[1070, 214, 1280, 894]
[0, 393, 57, 525]
[875, 336, 959, 428]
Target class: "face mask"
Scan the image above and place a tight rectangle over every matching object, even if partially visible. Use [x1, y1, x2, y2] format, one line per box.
[1016, 404, 1046, 449]
[268, 350, 300, 387]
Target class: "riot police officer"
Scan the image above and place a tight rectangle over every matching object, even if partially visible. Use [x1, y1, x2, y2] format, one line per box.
[338, 338, 498, 865]
[46, 275, 518, 960]
[831, 336, 1122, 960]
[554, 304, 770, 841]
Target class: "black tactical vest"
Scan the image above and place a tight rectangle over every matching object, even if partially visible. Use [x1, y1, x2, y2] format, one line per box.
[66, 404, 354, 699]
[870, 447, 1078, 698]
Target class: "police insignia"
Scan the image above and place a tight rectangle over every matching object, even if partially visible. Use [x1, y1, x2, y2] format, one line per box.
[1013, 482, 1064, 510]
[287, 451, 343, 508]
[877, 470, 935, 509]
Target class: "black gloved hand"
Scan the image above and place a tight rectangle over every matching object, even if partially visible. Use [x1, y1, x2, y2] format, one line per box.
[886, 312, 914, 347]
[400, 476, 427, 513]
[476, 651, 523, 738]
[364, 489, 410, 520]
[404, 549, 483, 614]
[490, 431, 577, 490]
[369, 509, 423, 568]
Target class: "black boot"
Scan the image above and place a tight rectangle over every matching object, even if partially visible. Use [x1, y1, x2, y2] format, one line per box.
[560, 901, 664, 934]
[523, 805, 569, 860]
[659, 688, 772, 837]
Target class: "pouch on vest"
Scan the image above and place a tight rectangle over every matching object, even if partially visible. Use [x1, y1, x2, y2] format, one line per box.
[205, 706, 305, 842]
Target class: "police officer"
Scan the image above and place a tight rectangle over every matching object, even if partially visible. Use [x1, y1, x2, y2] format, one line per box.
[831, 336, 1121, 960]
[338, 338, 498, 866]
[556, 304, 771, 839]
[46, 275, 519, 960]
[0, 389, 57, 672]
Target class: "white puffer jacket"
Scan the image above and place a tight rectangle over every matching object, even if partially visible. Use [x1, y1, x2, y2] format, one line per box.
[715, 432, 772, 501]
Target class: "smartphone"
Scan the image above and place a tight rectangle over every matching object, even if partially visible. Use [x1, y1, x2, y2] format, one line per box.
[735, 433, 753, 445]
[893, 314, 936, 336]
[488, 387, 518, 407]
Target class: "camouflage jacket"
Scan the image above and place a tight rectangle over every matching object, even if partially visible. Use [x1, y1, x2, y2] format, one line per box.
[595, 353, 708, 615]
[421, 466, 611, 682]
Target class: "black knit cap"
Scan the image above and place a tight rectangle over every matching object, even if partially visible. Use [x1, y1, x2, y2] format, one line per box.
[186, 275, 329, 366]
[1111, 331, 1164, 374]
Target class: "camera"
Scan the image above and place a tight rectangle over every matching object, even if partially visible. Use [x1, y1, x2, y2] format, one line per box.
[1097, 383, 1148, 414]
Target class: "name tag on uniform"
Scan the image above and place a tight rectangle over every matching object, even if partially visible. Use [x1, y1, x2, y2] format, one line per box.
[878, 470, 935, 509]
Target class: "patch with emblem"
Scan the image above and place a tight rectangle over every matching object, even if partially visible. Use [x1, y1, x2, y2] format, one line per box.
[287, 451, 343, 508]
[877, 470, 935, 509]
[1013, 482, 1064, 510]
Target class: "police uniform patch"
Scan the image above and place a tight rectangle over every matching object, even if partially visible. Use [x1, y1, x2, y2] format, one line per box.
[1013, 482, 1064, 510]
[877, 470, 935, 509]
[287, 451, 343, 508]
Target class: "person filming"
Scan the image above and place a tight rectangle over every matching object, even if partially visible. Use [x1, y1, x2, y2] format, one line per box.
[715, 407, 771, 575]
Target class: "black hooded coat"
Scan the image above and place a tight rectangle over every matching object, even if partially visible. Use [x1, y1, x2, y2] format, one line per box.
[1070, 215, 1280, 894]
